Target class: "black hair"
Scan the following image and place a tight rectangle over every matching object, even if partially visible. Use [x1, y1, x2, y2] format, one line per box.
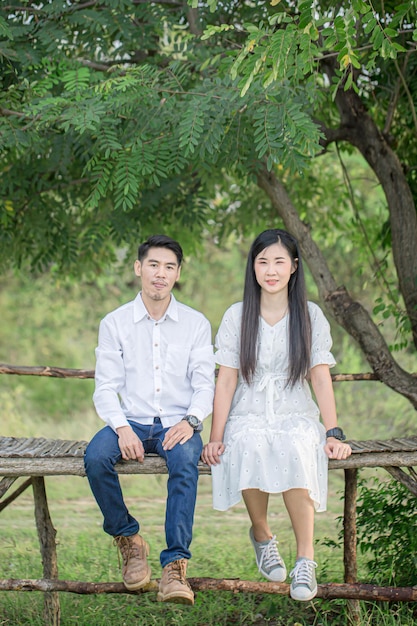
[138, 234, 183, 266]
[240, 229, 311, 386]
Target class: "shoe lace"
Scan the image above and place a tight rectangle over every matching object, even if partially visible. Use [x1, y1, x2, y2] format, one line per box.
[290, 559, 317, 585]
[166, 560, 188, 585]
[259, 536, 284, 570]
[114, 536, 142, 568]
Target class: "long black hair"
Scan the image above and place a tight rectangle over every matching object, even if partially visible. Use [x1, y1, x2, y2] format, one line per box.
[240, 229, 311, 386]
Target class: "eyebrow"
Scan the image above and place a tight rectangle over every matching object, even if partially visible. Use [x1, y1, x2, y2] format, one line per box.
[146, 258, 178, 266]
[257, 255, 286, 261]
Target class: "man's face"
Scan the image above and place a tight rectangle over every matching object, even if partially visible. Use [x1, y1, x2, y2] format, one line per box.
[134, 247, 181, 304]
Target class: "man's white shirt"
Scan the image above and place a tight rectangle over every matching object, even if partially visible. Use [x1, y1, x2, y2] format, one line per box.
[93, 292, 215, 431]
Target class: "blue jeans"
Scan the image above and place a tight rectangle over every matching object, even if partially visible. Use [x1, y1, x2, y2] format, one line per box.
[84, 418, 203, 567]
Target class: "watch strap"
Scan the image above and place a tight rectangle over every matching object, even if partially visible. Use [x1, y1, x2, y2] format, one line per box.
[326, 427, 346, 441]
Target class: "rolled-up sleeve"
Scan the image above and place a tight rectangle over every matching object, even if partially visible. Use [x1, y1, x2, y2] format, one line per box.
[187, 318, 215, 421]
[93, 316, 130, 430]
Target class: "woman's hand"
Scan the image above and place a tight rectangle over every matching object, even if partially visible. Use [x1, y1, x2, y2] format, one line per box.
[201, 441, 225, 466]
[324, 438, 352, 460]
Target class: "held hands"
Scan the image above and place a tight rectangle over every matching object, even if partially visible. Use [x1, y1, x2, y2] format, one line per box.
[116, 425, 145, 462]
[201, 441, 225, 466]
[325, 437, 352, 460]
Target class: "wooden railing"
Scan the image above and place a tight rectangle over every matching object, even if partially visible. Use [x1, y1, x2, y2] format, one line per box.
[1, 364, 417, 626]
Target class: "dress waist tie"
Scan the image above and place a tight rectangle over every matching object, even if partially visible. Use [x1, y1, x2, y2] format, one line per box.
[256, 373, 285, 423]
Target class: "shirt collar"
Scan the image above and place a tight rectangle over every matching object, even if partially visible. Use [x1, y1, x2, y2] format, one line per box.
[133, 292, 179, 323]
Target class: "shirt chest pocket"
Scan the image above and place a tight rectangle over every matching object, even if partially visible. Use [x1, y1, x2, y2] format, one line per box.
[164, 344, 191, 378]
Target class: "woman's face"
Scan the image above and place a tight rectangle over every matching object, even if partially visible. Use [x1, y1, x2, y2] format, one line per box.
[253, 242, 297, 296]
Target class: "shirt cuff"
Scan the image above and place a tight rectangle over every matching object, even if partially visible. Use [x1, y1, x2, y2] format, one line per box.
[108, 415, 131, 432]
[186, 408, 207, 422]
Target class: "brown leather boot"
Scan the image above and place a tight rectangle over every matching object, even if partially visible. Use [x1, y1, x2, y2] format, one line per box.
[157, 558, 194, 605]
[114, 534, 151, 590]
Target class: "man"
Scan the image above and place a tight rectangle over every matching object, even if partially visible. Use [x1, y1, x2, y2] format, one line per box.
[84, 234, 214, 605]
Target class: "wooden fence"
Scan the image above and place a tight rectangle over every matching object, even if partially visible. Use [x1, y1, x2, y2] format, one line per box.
[1, 364, 417, 626]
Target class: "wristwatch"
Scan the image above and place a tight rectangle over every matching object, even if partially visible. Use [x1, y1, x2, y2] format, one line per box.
[326, 427, 346, 441]
[182, 415, 202, 431]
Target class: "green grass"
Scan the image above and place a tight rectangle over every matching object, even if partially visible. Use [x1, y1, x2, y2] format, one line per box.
[2, 471, 416, 625]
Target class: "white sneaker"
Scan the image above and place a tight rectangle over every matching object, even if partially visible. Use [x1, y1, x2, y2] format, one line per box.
[249, 528, 287, 582]
[289, 557, 318, 601]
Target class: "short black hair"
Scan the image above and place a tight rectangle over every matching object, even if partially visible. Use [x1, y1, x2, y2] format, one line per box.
[138, 235, 183, 266]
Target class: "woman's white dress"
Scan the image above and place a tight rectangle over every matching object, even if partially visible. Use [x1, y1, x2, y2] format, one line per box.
[211, 301, 336, 513]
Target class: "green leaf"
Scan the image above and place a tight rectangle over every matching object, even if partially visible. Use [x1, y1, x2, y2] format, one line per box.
[0, 15, 13, 39]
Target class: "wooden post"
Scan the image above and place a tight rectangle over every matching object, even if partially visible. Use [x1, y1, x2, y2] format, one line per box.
[344, 468, 361, 625]
[32, 477, 60, 626]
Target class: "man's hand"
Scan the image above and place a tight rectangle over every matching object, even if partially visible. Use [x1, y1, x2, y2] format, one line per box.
[162, 420, 194, 451]
[116, 425, 145, 462]
[201, 441, 225, 466]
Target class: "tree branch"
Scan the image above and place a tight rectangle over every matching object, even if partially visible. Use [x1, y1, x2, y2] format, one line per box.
[1, 577, 416, 601]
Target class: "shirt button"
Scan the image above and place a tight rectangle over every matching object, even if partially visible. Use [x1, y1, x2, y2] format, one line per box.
[156, 388, 160, 392]
[155, 365, 159, 370]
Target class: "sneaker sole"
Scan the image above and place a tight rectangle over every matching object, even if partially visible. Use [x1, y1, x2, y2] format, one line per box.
[157, 590, 194, 605]
[290, 585, 318, 602]
[260, 567, 287, 583]
[123, 567, 152, 591]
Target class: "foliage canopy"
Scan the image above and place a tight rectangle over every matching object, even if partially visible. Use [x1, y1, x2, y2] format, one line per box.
[1, 0, 417, 406]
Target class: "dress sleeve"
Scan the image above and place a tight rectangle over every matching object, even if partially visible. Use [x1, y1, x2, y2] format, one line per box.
[214, 304, 241, 369]
[309, 302, 337, 369]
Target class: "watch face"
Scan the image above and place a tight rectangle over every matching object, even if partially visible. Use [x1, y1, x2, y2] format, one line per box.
[187, 415, 199, 428]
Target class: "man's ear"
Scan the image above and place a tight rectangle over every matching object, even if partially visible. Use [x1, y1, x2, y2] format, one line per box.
[134, 260, 141, 277]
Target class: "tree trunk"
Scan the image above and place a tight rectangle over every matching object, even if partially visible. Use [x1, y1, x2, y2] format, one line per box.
[321, 63, 417, 350]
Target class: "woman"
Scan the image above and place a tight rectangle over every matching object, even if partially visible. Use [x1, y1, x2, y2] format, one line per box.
[202, 229, 351, 601]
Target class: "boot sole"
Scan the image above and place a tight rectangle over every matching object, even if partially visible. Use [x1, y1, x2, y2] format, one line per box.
[123, 567, 152, 591]
[156, 591, 194, 605]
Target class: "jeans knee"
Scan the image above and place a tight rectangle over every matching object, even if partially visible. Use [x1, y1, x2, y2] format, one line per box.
[84, 444, 98, 478]
[168, 435, 202, 471]
[84, 427, 120, 476]
[84, 442, 113, 479]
